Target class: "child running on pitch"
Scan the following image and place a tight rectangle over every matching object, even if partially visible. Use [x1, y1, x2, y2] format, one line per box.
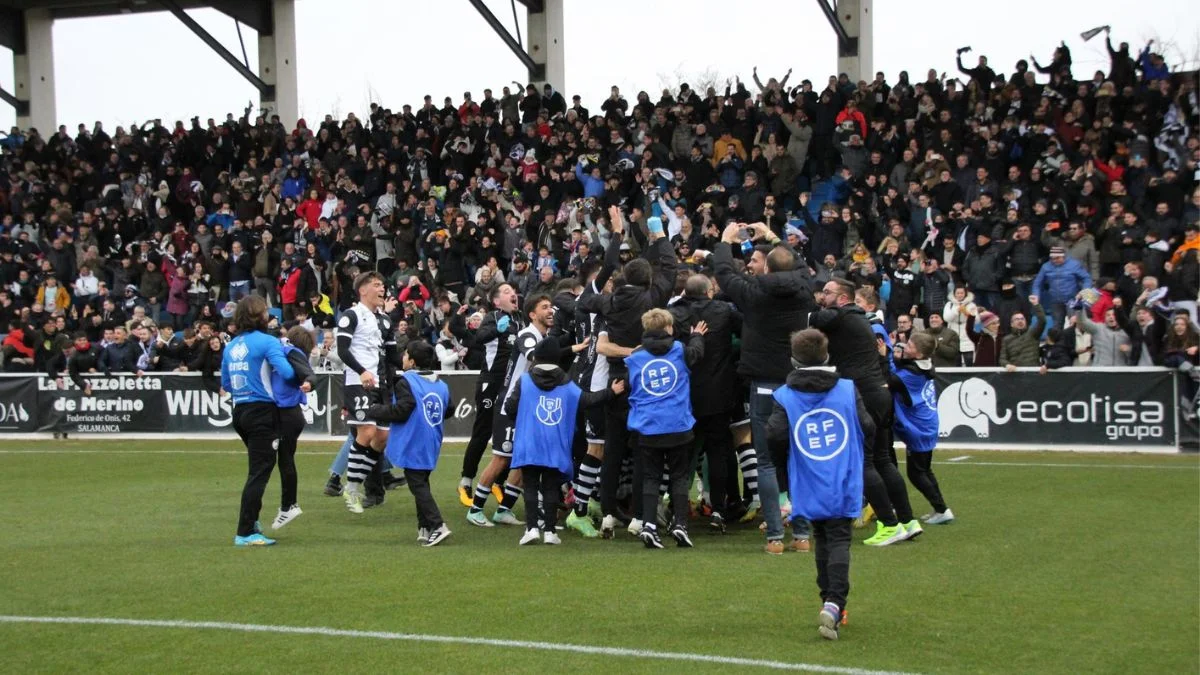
[888, 331, 953, 524]
[368, 340, 453, 547]
[505, 338, 624, 545]
[766, 329, 873, 640]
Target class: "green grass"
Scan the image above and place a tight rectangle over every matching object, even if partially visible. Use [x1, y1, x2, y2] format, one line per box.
[0, 440, 1197, 674]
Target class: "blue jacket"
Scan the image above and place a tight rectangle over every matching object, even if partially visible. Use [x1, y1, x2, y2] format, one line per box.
[511, 373, 582, 477]
[281, 176, 308, 200]
[626, 338, 695, 437]
[889, 360, 938, 452]
[1033, 258, 1092, 305]
[271, 343, 313, 408]
[773, 377, 864, 521]
[575, 162, 605, 199]
[221, 330, 295, 405]
[382, 371, 449, 471]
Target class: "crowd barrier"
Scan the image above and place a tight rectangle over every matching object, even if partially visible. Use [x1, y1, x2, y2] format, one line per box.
[0, 368, 1194, 453]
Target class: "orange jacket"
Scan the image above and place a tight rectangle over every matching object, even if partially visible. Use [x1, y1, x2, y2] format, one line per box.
[36, 284, 71, 311]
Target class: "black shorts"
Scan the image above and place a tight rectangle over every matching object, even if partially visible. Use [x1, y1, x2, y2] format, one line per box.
[491, 408, 515, 458]
[583, 403, 606, 445]
[344, 384, 390, 430]
[729, 386, 751, 430]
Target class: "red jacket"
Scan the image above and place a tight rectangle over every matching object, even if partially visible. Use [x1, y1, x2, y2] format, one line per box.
[398, 283, 430, 309]
[1090, 290, 1114, 324]
[296, 199, 322, 230]
[835, 108, 867, 137]
[2, 328, 34, 358]
[278, 268, 302, 305]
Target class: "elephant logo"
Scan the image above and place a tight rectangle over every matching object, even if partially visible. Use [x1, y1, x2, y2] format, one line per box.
[536, 396, 563, 426]
[938, 378, 1012, 438]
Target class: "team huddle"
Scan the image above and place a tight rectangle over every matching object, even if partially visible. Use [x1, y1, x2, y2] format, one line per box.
[222, 207, 954, 641]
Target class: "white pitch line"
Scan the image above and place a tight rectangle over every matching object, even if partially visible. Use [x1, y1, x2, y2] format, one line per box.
[0, 448, 1192, 469]
[0, 449, 467, 458]
[934, 460, 1198, 470]
[0, 615, 916, 675]
[947, 456, 971, 462]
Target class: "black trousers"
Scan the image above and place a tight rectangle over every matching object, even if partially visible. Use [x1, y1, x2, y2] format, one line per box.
[521, 465, 565, 532]
[276, 405, 305, 510]
[693, 413, 732, 516]
[461, 377, 498, 479]
[639, 440, 690, 526]
[813, 518, 853, 609]
[233, 402, 281, 537]
[600, 395, 641, 518]
[859, 385, 913, 526]
[404, 469, 444, 530]
[905, 450, 947, 513]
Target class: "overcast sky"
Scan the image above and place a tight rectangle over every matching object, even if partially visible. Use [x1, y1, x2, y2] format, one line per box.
[0, 0, 1196, 131]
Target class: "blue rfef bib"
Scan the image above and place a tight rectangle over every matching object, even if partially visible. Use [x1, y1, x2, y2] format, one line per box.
[625, 342, 694, 436]
[384, 371, 450, 471]
[773, 378, 864, 521]
[892, 367, 939, 452]
[511, 373, 581, 476]
[271, 344, 306, 408]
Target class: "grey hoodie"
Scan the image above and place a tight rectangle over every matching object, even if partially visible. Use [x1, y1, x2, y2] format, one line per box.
[1076, 308, 1129, 367]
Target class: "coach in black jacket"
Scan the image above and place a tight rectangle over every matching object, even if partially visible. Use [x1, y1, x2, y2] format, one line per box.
[710, 221, 814, 543]
[669, 274, 741, 525]
[809, 277, 913, 533]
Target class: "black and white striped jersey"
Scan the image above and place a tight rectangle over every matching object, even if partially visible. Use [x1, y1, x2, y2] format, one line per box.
[336, 303, 386, 386]
[571, 281, 609, 393]
[498, 323, 544, 412]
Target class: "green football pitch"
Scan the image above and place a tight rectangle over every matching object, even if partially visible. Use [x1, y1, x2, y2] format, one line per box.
[0, 439, 1197, 674]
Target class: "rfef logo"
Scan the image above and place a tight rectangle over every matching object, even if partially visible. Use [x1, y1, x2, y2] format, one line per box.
[792, 408, 850, 461]
[421, 393, 444, 427]
[640, 359, 678, 397]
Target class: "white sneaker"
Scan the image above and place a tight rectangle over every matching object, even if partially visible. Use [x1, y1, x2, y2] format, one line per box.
[423, 525, 452, 547]
[925, 509, 955, 525]
[343, 486, 364, 514]
[270, 505, 302, 530]
[600, 515, 617, 539]
[627, 518, 644, 536]
[417, 527, 429, 542]
[519, 528, 542, 545]
[543, 531, 561, 545]
[492, 509, 524, 526]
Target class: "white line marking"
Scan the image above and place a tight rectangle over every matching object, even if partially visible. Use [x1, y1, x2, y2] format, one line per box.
[0, 449, 1193, 470]
[0, 449, 467, 458]
[0, 615, 915, 675]
[948, 456, 971, 462]
[934, 461, 1198, 470]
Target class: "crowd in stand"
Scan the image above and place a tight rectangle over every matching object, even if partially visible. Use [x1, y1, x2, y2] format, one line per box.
[0, 29, 1196, 407]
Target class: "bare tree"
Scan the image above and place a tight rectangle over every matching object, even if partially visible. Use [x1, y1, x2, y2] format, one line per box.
[656, 64, 731, 98]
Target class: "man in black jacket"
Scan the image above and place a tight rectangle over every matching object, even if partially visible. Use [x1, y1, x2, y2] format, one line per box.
[810, 277, 915, 547]
[98, 325, 140, 374]
[669, 274, 741, 530]
[579, 207, 677, 536]
[64, 332, 101, 394]
[710, 221, 815, 553]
